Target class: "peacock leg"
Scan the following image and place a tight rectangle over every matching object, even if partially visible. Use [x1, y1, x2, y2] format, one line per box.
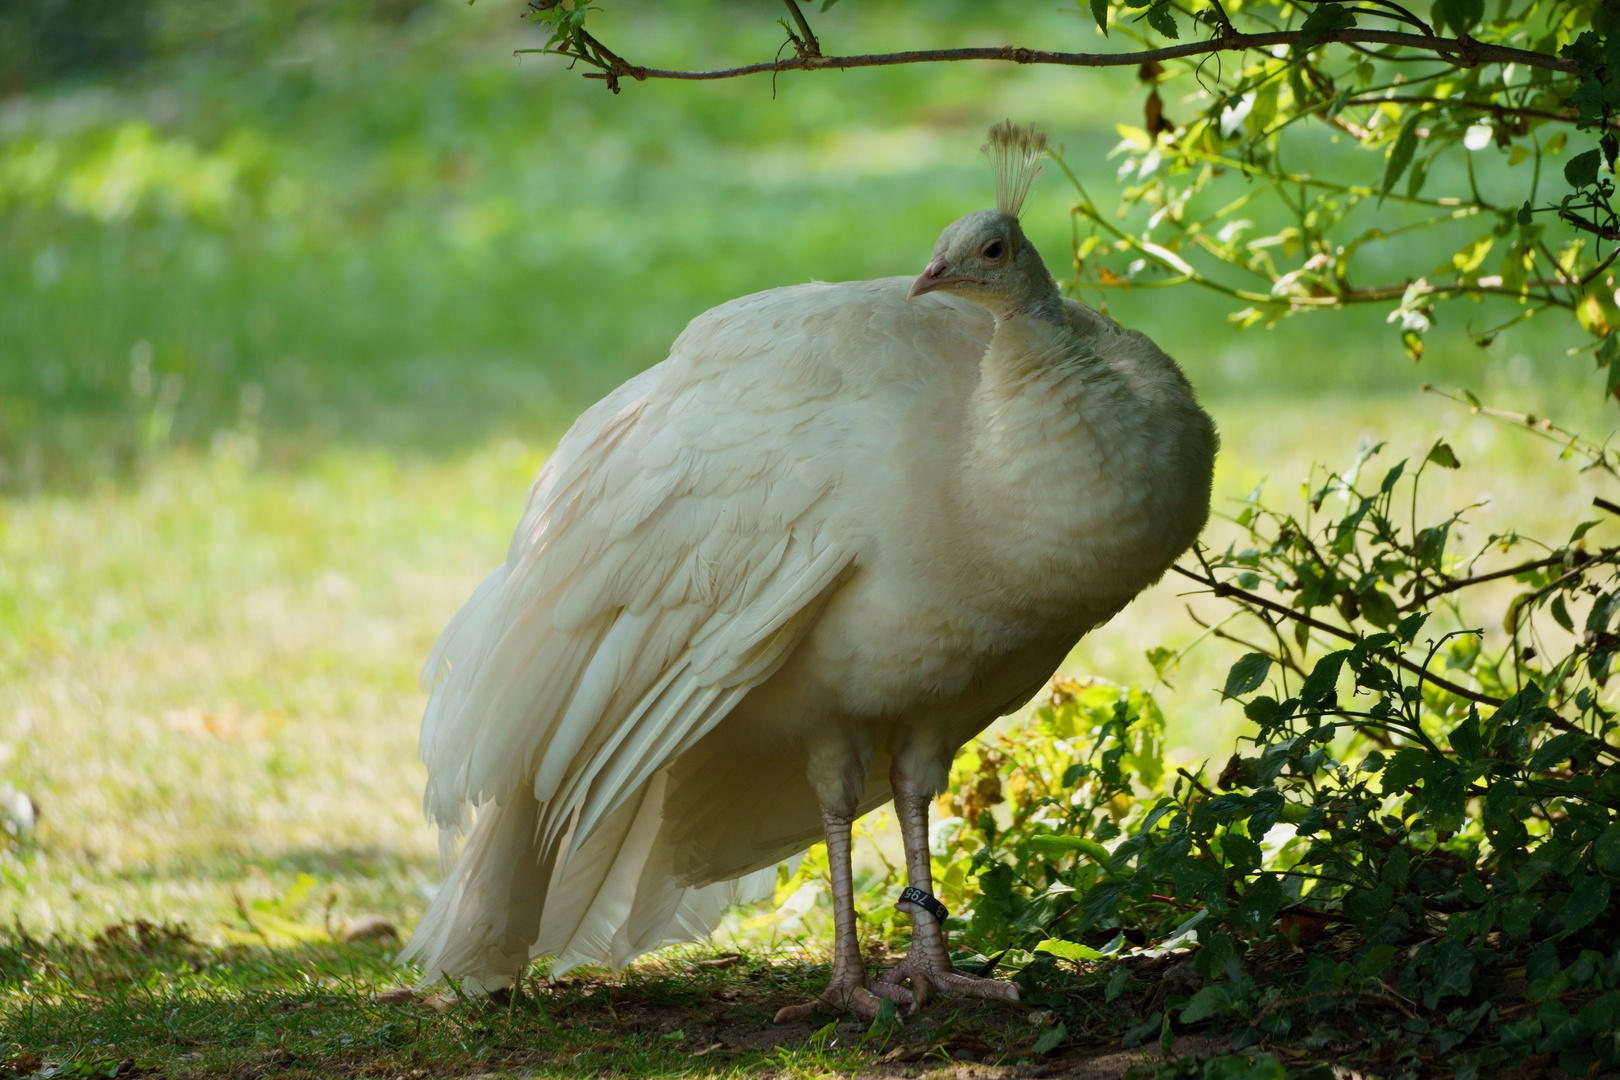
[881, 762, 1021, 1009]
[773, 805, 915, 1023]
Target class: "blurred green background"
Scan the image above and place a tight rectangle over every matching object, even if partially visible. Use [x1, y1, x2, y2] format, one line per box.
[1, 0, 1614, 939]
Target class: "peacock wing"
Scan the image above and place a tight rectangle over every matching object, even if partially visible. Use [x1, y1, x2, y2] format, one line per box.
[417, 285, 888, 868]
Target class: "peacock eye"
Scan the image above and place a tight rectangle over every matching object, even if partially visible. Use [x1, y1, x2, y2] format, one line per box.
[982, 240, 1006, 260]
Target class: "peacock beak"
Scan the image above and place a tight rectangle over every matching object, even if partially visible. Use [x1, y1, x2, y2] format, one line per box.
[909, 257, 961, 298]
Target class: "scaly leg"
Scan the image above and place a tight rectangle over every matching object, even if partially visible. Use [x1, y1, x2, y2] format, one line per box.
[773, 805, 915, 1023]
[881, 761, 1020, 1009]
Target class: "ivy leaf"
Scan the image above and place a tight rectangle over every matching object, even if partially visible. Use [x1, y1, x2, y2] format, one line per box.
[1421, 940, 1477, 1010]
[1145, 1, 1180, 37]
[1381, 113, 1422, 204]
[1223, 653, 1273, 699]
[1090, 0, 1110, 34]
[1536, 999, 1584, 1052]
[1566, 148, 1602, 189]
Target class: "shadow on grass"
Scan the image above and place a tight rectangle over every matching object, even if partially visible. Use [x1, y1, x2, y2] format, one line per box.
[0, 924, 1157, 1079]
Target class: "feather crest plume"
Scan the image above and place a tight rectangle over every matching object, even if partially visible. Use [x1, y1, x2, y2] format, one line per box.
[982, 121, 1048, 217]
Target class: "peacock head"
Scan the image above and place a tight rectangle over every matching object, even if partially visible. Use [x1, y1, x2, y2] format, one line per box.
[908, 122, 1063, 321]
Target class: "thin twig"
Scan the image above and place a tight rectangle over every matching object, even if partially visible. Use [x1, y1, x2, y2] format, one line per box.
[1402, 552, 1570, 609]
[781, 0, 822, 58]
[1177, 767, 1218, 798]
[1255, 985, 1416, 1021]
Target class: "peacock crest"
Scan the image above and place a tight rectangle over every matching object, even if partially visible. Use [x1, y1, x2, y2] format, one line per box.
[983, 121, 1048, 218]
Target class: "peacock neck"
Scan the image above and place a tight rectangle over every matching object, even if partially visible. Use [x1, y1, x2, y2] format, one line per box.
[958, 311, 1120, 529]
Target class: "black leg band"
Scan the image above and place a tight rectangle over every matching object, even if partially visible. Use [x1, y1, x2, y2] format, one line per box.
[898, 886, 948, 923]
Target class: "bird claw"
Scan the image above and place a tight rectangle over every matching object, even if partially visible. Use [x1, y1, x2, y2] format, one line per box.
[772, 976, 915, 1023]
[880, 952, 1020, 1009]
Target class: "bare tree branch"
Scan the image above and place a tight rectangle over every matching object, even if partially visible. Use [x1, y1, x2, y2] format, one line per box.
[519, 28, 1579, 88]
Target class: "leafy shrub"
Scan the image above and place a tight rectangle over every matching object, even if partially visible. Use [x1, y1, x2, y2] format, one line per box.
[934, 405, 1620, 1073]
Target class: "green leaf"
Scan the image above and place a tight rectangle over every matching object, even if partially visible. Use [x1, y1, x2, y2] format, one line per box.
[1296, 1, 1356, 50]
[1223, 833, 1263, 874]
[1090, 0, 1109, 34]
[1180, 984, 1232, 1024]
[1381, 114, 1422, 203]
[1033, 1022, 1068, 1054]
[1026, 834, 1114, 864]
[1300, 651, 1348, 706]
[1037, 938, 1106, 962]
[1381, 746, 1428, 795]
[1432, 0, 1483, 35]
[1105, 965, 1130, 1003]
[1397, 611, 1430, 643]
[1552, 594, 1575, 632]
[1450, 711, 1483, 760]
[1145, 1, 1179, 37]
[1561, 873, 1611, 937]
[1426, 440, 1461, 468]
[1567, 149, 1602, 189]
[1205, 1055, 1286, 1080]
[1417, 940, 1475, 1010]
[1536, 999, 1583, 1052]
[1529, 731, 1587, 771]
[1358, 944, 1397, 975]
[1359, 588, 1398, 629]
[1234, 872, 1284, 935]
[1223, 653, 1273, 699]
[1518, 200, 1534, 226]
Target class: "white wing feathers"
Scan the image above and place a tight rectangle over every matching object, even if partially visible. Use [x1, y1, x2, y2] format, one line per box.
[417, 290, 867, 882]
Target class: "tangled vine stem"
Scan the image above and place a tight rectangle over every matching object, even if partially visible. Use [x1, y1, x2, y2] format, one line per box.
[524, 28, 1578, 87]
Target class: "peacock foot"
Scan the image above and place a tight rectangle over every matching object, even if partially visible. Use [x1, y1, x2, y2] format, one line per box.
[772, 970, 915, 1023]
[879, 943, 1021, 1010]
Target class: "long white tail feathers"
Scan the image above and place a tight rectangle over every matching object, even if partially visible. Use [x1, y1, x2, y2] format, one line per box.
[400, 772, 777, 990]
